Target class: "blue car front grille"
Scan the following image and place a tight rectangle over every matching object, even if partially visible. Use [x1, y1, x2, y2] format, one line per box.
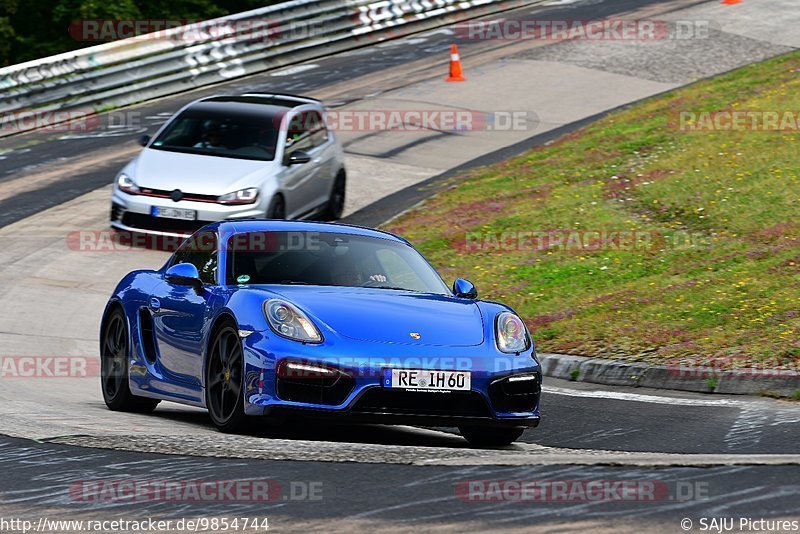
[276, 371, 355, 406]
[351, 388, 492, 418]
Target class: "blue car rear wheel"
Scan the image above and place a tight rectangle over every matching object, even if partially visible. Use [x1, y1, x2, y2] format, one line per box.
[101, 308, 159, 413]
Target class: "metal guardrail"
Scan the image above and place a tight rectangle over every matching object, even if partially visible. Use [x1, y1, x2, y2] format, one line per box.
[0, 0, 540, 137]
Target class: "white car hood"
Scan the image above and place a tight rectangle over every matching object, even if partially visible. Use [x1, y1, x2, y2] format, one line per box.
[132, 148, 276, 195]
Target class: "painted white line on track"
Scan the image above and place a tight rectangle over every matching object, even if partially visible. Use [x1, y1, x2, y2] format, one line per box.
[543, 385, 745, 407]
[270, 64, 320, 77]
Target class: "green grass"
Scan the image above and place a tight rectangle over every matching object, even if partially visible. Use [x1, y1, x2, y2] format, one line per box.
[705, 377, 719, 391]
[384, 52, 800, 370]
[569, 368, 580, 381]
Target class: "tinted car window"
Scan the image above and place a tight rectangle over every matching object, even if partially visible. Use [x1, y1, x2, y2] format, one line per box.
[306, 110, 329, 148]
[172, 231, 218, 285]
[226, 231, 449, 294]
[151, 108, 279, 161]
[284, 111, 314, 160]
[375, 249, 424, 289]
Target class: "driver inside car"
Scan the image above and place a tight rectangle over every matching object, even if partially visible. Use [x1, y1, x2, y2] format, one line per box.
[329, 253, 386, 286]
[194, 127, 226, 149]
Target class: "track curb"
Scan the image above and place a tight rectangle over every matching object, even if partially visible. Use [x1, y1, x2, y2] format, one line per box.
[538, 353, 800, 398]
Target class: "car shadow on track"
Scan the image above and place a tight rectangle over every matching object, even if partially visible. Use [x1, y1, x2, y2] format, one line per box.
[147, 408, 472, 448]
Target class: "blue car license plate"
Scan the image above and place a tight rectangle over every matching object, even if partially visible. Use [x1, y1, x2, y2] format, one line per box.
[383, 369, 471, 391]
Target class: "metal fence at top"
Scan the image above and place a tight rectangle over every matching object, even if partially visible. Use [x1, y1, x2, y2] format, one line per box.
[0, 0, 539, 137]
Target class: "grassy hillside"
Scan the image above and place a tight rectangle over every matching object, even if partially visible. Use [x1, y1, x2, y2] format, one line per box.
[384, 52, 800, 372]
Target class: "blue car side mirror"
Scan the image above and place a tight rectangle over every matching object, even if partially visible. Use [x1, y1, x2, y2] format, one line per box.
[453, 278, 478, 299]
[165, 263, 203, 292]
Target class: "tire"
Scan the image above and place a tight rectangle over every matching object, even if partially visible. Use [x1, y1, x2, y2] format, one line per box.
[458, 426, 525, 447]
[206, 323, 251, 433]
[321, 171, 346, 221]
[266, 195, 286, 219]
[101, 308, 160, 413]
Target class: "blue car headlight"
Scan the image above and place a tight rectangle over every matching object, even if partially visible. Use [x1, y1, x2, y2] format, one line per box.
[264, 299, 322, 343]
[495, 312, 531, 354]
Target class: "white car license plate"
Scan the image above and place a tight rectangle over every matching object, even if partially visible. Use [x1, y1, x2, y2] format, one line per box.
[383, 369, 471, 391]
[151, 206, 197, 220]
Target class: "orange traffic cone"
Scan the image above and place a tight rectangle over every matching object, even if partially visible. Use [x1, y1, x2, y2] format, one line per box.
[721, 0, 742, 4]
[445, 44, 466, 82]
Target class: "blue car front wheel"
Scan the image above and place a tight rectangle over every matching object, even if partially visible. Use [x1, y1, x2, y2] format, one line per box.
[206, 323, 251, 433]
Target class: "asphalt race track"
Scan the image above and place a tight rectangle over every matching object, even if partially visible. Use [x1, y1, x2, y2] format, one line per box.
[1, 434, 799, 532]
[1, 0, 800, 532]
[1, 379, 800, 531]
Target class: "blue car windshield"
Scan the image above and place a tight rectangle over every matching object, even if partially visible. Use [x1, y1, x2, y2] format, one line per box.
[150, 108, 279, 161]
[226, 231, 450, 294]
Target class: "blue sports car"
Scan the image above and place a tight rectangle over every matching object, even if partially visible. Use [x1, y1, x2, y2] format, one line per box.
[101, 220, 541, 446]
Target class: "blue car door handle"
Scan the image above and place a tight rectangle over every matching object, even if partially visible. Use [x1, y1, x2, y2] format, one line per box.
[149, 297, 161, 310]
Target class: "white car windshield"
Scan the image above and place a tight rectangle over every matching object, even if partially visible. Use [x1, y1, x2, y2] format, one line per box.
[151, 108, 280, 161]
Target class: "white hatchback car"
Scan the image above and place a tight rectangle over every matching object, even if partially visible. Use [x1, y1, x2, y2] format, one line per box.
[110, 93, 346, 237]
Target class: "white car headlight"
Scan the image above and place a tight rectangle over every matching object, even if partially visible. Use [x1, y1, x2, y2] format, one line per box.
[264, 299, 322, 343]
[117, 173, 139, 194]
[496, 312, 530, 354]
[218, 188, 259, 205]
